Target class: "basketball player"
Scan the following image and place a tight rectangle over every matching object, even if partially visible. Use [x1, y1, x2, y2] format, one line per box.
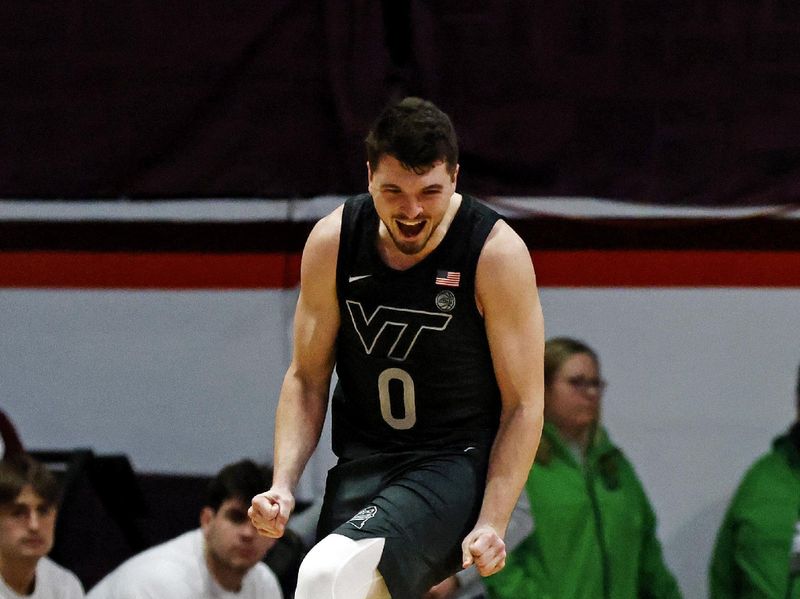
[249, 97, 544, 599]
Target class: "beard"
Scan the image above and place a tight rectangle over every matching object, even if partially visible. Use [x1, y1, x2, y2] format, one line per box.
[386, 220, 434, 255]
[390, 234, 428, 255]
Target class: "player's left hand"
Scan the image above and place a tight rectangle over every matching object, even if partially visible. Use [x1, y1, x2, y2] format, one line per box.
[461, 524, 506, 577]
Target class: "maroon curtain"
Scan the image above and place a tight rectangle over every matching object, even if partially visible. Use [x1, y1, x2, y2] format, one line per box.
[2, 1, 799, 204]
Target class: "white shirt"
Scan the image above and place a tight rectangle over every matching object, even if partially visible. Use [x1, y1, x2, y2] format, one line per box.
[0, 557, 84, 599]
[86, 529, 282, 599]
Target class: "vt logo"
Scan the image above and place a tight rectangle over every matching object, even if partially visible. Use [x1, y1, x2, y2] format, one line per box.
[345, 300, 452, 361]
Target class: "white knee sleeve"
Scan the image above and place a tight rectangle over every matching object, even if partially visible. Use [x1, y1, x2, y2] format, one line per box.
[294, 534, 390, 599]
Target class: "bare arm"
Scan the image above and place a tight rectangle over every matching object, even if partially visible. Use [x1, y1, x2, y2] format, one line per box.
[461, 220, 544, 576]
[249, 207, 343, 538]
[427, 490, 532, 598]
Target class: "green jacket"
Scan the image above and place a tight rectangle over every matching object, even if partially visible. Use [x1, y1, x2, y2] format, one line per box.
[485, 422, 682, 599]
[709, 425, 800, 599]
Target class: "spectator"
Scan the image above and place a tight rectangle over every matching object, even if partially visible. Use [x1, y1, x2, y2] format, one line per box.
[484, 336, 682, 599]
[709, 361, 800, 598]
[87, 459, 282, 599]
[0, 453, 84, 598]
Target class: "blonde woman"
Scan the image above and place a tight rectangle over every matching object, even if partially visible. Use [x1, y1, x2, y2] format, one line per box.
[485, 337, 681, 599]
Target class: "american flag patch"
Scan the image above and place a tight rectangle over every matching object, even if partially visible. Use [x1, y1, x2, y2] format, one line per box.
[435, 270, 461, 287]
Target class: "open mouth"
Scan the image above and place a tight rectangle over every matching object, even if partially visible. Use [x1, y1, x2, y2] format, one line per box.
[396, 220, 425, 238]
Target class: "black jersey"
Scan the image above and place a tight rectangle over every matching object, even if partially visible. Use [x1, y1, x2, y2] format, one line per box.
[332, 193, 502, 458]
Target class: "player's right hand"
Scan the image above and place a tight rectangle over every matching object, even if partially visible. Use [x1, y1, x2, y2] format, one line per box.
[248, 488, 295, 538]
[461, 524, 507, 576]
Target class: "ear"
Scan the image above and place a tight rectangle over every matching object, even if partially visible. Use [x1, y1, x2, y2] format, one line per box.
[200, 506, 214, 532]
[367, 161, 375, 191]
[451, 163, 460, 186]
[367, 161, 378, 196]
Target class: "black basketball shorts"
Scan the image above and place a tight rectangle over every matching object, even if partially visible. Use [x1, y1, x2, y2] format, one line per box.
[315, 444, 490, 599]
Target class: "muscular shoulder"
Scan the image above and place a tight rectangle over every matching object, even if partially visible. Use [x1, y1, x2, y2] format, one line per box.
[479, 220, 530, 267]
[299, 205, 342, 302]
[475, 221, 536, 311]
[304, 206, 342, 263]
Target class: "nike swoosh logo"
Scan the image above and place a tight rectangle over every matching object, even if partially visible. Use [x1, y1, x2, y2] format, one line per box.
[348, 275, 372, 283]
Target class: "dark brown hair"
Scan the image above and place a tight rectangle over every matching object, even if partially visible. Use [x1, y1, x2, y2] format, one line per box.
[365, 97, 458, 176]
[204, 459, 273, 511]
[0, 453, 60, 506]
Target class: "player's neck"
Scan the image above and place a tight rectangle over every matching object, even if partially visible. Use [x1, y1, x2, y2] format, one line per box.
[377, 193, 462, 271]
[204, 549, 245, 593]
[0, 556, 38, 595]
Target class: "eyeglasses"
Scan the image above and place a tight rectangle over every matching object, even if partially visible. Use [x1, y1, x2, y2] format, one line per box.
[560, 376, 607, 394]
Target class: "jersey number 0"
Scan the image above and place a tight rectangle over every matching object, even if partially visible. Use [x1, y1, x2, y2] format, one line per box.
[345, 300, 452, 431]
[378, 368, 416, 429]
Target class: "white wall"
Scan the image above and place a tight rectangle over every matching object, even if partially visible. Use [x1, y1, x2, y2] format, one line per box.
[3, 285, 799, 598]
[3, 289, 295, 474]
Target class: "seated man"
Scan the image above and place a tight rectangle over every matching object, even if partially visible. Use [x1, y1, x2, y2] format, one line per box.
[88, 459, 282, 599]
[0, 453, 84, 598]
